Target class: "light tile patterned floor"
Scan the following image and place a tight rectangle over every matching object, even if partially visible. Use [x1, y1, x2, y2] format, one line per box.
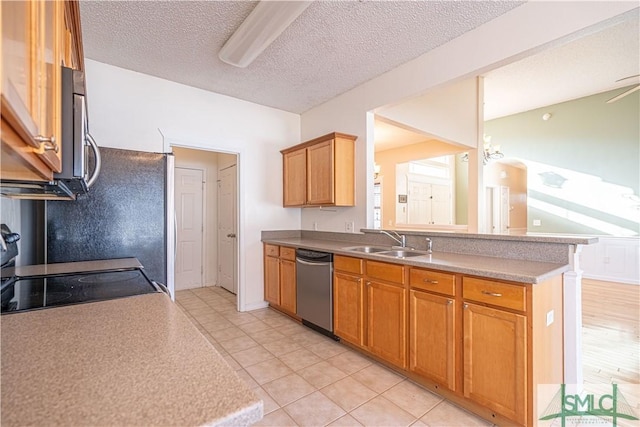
[176, 286, 491, 427]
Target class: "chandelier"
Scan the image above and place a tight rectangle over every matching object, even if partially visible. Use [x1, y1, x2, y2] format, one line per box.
[461, 135, 504, 164]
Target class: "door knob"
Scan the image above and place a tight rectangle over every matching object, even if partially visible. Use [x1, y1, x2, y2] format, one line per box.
[227, 233, 236, 238]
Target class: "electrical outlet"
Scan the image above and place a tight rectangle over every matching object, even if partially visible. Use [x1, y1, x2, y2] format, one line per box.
[345, 221, 354, 233]
[546, 310, 554, 326]
[533, 219, 542, 226]
[313, 222, 318, 231]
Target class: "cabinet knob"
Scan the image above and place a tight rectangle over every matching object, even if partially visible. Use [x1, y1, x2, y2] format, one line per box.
[447, 300, 453, 305]
[481, 290, 502, 297]
[423, 279, 439, 284]
[463, 303, 469, 309]
[34, 135, 59, 153]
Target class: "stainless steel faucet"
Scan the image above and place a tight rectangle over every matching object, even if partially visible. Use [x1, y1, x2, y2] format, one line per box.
[425, 237, 433, 253]
[380, 230, 406, 248]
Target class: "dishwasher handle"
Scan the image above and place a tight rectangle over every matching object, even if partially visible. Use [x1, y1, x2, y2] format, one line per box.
[296, 258, 332, 267]
[296, 249, 333, 263]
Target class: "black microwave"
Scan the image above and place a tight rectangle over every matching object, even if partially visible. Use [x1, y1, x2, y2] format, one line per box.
[0, 67, 101, 200]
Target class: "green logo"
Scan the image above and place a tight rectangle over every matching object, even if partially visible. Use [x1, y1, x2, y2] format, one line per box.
[540, 384, 638, 426]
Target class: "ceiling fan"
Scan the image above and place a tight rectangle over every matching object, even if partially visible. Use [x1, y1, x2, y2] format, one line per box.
[606, 74, 640, 103]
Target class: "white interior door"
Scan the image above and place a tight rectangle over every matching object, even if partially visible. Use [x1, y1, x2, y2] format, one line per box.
[430, 183, 452, 225]
[500, 185, 510, 233]
[218, 165, 237, 294]
[175, 168, 204, 291]
[407, 180, 431, 224]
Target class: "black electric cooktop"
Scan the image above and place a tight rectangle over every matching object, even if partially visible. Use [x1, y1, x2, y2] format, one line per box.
[1, 267, 161, 314]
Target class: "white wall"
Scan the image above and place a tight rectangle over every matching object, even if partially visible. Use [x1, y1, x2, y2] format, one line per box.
[300, 1, 638, 233]
[377, 78, 479, 149]
[580, 237, 640, 285]
[85, 60, 301, 311]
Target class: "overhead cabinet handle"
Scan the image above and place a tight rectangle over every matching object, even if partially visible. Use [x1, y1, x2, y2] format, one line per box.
[34, 135, 59, 153]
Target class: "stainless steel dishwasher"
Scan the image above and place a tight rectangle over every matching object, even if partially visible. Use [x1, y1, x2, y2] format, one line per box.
[296, 249, 336, 338]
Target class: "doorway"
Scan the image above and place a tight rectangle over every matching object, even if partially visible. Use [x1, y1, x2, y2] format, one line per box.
[172, 147, 239, 304]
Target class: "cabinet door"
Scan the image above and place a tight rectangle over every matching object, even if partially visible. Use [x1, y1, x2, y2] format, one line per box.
[35, 0, 63, 172]
[283, 148, 306, 207]
[264, 256, 280, 305]
[1, 1, 36, 135]
[1, 0, 63, 180]
[410, 290, 456, 390]
[463, 302, 526, 425]
[367, 280, 407, 369]
[279, 259, 296, 314]
[306, 139, 334, 205]
[334, 272, 364, 346]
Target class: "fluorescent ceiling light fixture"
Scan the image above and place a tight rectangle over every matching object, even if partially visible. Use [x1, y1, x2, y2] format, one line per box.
[219, 1, 313, 68]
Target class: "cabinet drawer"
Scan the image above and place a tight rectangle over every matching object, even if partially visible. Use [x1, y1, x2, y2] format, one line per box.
[280, 247, 296, 261]
[366, 261, 404, 284]
[264, 244, 279, 257]
[335, 255, 363, 275]
[463, 277, 526, 312]
[410, 268, 455, 296]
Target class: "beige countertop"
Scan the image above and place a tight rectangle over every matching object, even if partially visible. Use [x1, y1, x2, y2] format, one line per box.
[1, 293, 262, 426]
[263, 237, 569, 284]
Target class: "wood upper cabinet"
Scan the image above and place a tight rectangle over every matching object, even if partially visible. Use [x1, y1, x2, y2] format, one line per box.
[463, 302, 527, 425]
[1, 0, 82, 182]
[283, 148, 307, 207]
[306, 139, 333, 205]
[281, 132, 356, 207]
[410, 290, 456, 391]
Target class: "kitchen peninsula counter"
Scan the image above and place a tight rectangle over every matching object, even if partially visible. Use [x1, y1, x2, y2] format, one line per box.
[1, 293, 262, 426]
[262, 233, 581, 284]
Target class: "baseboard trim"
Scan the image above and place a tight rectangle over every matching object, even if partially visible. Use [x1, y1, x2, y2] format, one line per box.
[583, 274, 640, 286]
[244, 301, 269, 311]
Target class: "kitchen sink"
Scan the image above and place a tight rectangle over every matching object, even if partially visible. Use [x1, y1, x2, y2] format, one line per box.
[379, 250, 428, 258]
[343, 246, 390, 253]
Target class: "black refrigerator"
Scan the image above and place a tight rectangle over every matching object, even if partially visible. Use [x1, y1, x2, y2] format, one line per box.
[45, 147, 174, 285]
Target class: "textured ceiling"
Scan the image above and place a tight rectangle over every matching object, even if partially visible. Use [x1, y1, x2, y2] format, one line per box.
[483, 11, 640, 120]
[79, 0, 523, 114]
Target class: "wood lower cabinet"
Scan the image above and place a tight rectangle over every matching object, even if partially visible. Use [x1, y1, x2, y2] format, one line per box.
[463, 302, 527, 425]
[409, 290, 456, 390]
[264, 250, 280, 305]
[367, 279, 407, 369]
[281, 132, 356, 207]
[257, 249, 568, 427]
[279, 259, 296, 313]
[263, 244, 296, 316]
[333, 256, 408, 369]
[333, 272, 364, 346]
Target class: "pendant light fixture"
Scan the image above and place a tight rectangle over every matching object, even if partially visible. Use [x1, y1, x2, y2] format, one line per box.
[219, 1, 313, 68]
